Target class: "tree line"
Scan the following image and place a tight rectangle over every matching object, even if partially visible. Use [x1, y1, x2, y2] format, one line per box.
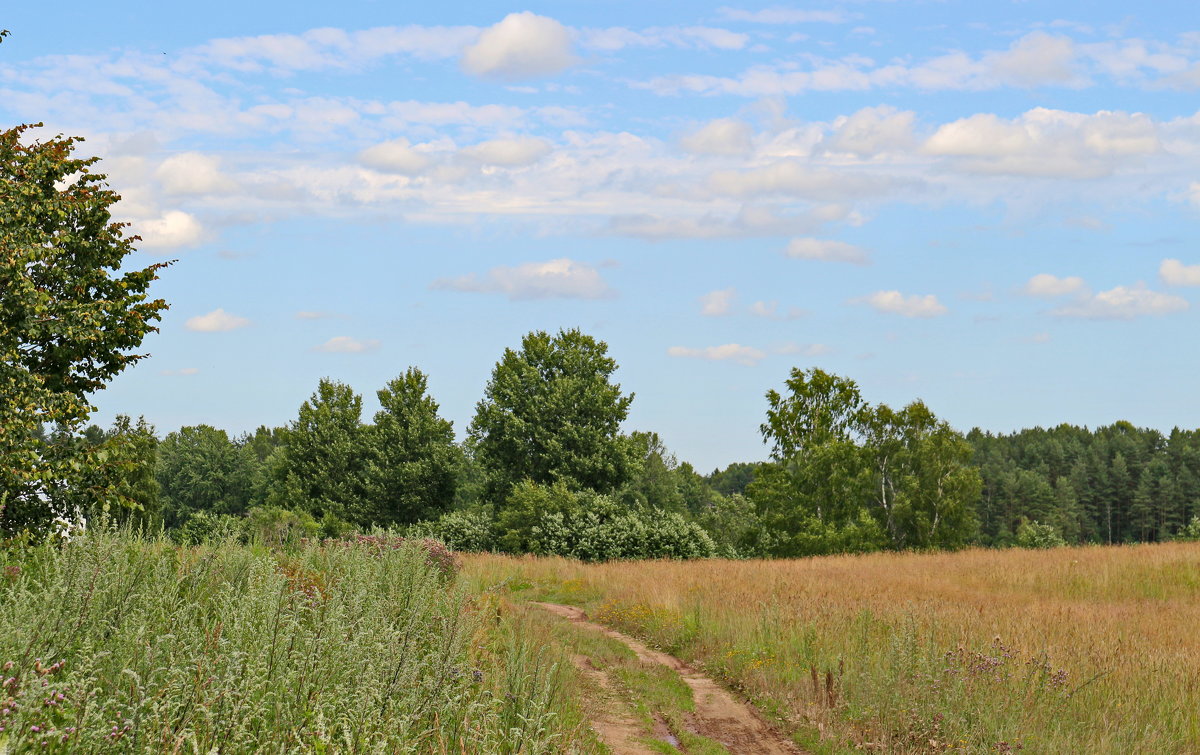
[18, 324, 1199, 559]
[6, 121, 1199, 558]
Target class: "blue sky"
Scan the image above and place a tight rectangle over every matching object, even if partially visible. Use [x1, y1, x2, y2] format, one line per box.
[3, 2, 1199, 471]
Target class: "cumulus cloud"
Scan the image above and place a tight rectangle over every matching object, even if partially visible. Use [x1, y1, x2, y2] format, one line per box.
[461, 12, 577, 79]
[773, 342, 831, 356]
[358, 138, 432, 174]
[855, 291, 948, 318]
[160, 367, 200, 376]
[680, 118, 754, 156]
[785, 237, 870, 265]
[431, 258, 614, 300]
[822, 106, 917, 157]
[313, 336, 381, 353]
[185, 308, 250, 332]
[707, 161, 902, 200]
[1160, 258, 1200, 286]
[699, 288, 736, 316]
[1051, 283, 1189, 319]
[155, 152, 235, 195]
[460, 137, 552, 166]
[295, 311, 344, 320]
[749, 300, 805, 320]
[923, 108, 1160, 178]
[667, 343, 766, 366]
[1021, 273, 1087, 297]
[135, 210, 205, 250]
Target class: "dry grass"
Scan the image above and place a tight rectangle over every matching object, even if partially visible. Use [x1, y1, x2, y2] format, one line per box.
[464, 543, 1200, 753]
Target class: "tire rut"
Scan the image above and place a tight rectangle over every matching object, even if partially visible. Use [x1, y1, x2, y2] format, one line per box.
[532, 602, 804, 755]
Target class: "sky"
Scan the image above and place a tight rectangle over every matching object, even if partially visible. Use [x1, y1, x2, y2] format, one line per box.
[3, 1, 1199, 472]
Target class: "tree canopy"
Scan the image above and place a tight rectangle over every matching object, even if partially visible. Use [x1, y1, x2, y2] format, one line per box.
[1, 124, 170, 533]
[468, 328, 635, 500]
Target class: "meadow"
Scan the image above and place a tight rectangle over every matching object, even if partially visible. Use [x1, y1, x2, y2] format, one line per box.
[0, 532, 602, 754]
[466, 543, 1200, 754]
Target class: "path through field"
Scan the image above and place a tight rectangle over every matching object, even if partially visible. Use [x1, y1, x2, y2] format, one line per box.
[531, 602, 804, 755]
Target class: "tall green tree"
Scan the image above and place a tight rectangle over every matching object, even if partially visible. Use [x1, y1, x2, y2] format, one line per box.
[156, 425, 253, 528]
[1, 123, 170, 533]
[469, 328, 634, 500]
[749, 368, 879, 556]
[270, 379, 367, 525]
[363, 368, 460, 526]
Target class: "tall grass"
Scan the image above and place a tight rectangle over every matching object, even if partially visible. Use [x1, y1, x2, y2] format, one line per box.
[0, 532, 595, 753]
[465, 543, 1200, 753]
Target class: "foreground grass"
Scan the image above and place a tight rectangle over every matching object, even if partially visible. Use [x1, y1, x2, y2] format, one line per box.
[465, 543, 1200, 753]
[0, 532, 602, 753]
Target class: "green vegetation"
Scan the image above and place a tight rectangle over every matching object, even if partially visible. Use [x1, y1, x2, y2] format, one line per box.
[1, 124, 170, 533]
[0, 531, 597, 753]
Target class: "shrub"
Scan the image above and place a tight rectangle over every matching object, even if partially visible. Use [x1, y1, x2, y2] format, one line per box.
[243, 505, 320, 546]
[1015, 518, 1067, 549]
[172, 510, 244, 545]
[412, 506, 497, 552]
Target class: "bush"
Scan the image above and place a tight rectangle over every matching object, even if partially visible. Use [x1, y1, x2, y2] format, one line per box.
[243, 505, 320, 546]
[412, 506, 497, 552]
[173, 510, 244, 545]
[1176, 515, 1200, 541]
[1015, 518, 1067, 549]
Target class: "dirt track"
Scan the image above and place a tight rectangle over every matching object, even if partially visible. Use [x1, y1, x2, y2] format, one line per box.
[531, 602, 804, 755]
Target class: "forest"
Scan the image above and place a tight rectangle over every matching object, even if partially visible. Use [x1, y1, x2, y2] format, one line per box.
[14, 326, 1200, 560]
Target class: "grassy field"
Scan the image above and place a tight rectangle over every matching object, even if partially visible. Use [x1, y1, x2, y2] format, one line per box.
[465, 543, 1200, 754]
[0, 533, 603, 753]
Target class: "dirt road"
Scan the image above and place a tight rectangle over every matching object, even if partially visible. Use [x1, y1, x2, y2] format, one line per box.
[531, 601, 804, 755]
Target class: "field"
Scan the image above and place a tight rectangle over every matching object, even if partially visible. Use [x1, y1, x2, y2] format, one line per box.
[0, 533, 602, 753]
[466, 543, 1200, 754]
[2, 534, 1197, 753]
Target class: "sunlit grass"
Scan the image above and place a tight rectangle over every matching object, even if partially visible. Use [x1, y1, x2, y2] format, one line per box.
[465, 543, 1200, 753]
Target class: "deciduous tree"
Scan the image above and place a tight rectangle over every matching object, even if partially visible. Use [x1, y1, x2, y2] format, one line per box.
[1, 123, 170, 532]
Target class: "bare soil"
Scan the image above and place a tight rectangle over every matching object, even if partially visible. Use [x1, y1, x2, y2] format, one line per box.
[532, 601, 805, 755]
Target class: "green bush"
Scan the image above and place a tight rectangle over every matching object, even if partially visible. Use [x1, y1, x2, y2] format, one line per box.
[172, 510, 244, 545]
[411, 506, 497, 552]
[243, 505, 320, 546]
[1015, 518, 1067, 549]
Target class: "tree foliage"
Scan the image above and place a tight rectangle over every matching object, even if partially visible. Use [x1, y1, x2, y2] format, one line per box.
[469, 328, 634, 499]
[363, 367, 460, 526]
[1, 124, 170, 533]
[269, 379, 366, 526]
[156, 425, 253, 529]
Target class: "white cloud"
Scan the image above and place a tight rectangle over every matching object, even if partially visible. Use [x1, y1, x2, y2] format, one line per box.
[707, 161, 902, 200]
[716, 7, 850, 24]
[155, 152, 234, 195]
[667, 343, 766, 366]
[461, 137, 552, 166]
[160, 367, 200, 376]
[295, 311, 343, 320]
[313, 336, 381, 353]
[699, 288, 736, 316]
[856, 291, 948, 318]
[1051, 283, 1189, 319]
[579, 25, 748, 52]
[1021, 273, 1087, 297]
[136, 210, 205, 250]
[185, 308, 250, 332]
[785, 237, 870, 265]
[431, 258, 614, 300]
[823, 106, 917, 157]
[749, 300, 805, 320]
[461, 12, 577, 79]
[773, 342, 831, 356]
[1160, 258, 1200, 286]
[680, 118, 754, 156]
[923, 108, 1160, 178]
[358, 138, 432, 174]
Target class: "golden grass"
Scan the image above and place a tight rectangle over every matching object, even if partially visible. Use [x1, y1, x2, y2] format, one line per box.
[464, 543, 1200, 754]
